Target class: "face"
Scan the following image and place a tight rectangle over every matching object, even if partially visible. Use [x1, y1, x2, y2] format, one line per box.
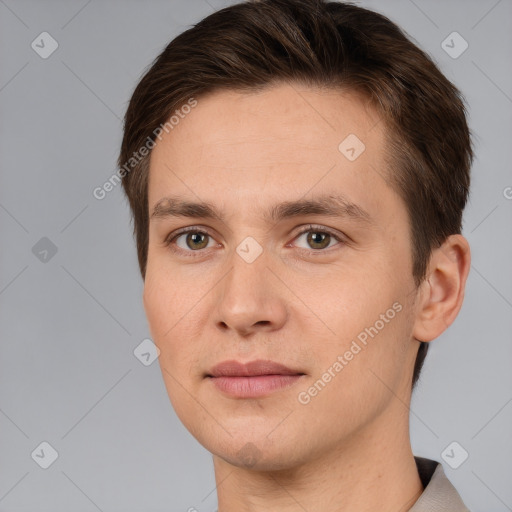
[144, 83, 421, 470]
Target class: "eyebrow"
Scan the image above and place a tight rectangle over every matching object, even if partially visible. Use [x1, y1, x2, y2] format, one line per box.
[150, 194, 373, 226]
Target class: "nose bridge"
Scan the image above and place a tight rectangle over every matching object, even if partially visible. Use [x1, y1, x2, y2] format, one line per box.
[214, 240, 287, 334]
[221, 241, 271, 311]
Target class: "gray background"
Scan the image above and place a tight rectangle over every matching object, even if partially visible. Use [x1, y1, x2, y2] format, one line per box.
[0, 0, 511, 511]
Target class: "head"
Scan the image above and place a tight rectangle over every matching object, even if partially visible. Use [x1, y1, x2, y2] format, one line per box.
[119, 0, 472, 470]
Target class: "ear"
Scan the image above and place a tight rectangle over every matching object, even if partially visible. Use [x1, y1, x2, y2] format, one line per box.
[412, 234, 471, 342]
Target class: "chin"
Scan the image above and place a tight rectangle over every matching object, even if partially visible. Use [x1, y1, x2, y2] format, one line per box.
[203, 429, 311, 472]
[216, 446, 301, 472]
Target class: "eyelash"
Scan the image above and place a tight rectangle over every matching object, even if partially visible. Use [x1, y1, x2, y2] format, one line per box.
[163, 224, 345, 258]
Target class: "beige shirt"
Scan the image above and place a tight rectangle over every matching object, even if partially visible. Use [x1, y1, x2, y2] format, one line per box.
[410, 456, 471, 511]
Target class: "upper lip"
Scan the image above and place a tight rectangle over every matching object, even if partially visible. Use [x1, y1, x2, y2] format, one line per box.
[207, 359, 304, 378]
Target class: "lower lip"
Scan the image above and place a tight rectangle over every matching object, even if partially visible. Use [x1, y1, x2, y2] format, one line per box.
[208, 374, 304, 398]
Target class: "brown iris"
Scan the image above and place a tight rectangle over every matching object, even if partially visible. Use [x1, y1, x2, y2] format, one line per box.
[306, 231, 331, 250]
[186, 232, 209, 250]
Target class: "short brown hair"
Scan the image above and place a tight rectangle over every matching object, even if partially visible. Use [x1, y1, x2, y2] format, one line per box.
[118, 0, 473, 389]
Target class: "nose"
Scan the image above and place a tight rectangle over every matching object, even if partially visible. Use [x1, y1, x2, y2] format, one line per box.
[213, 249, 288, 337]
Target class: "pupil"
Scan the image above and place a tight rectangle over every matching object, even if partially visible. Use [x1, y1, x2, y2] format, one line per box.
[309, 232, 329, 248]
[189, 233, 206, 249]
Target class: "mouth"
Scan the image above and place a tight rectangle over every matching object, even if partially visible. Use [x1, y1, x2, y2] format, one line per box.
[206, 359, 306, 398]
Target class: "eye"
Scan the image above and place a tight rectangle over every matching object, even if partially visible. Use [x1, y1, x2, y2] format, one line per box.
[292, 225, 344, 252]
[164, 227, 217, 255]
[163, 224, 345, 258]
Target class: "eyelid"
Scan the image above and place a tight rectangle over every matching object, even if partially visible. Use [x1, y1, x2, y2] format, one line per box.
[163, 225, 212, 245]
[285, 225, 346, 257]
[163, 223, 346, 256]
[289, 223, 346, 247]
[163, 225, 218, 255]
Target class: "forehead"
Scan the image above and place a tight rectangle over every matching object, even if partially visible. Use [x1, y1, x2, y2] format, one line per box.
[147, 83, 395, 223]
[154, 83, 382, 156]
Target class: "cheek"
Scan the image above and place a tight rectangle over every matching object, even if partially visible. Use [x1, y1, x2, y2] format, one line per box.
[143, 271, 185, 357]
[143, 256, 196, 331]
[143, 276, 198, 416]
[311, 259, 413, 382]
[303, 303, 414, 427]
[315, 261, 395, 328]
[143, 269, 208, 375]
[143, 273, 171, 339]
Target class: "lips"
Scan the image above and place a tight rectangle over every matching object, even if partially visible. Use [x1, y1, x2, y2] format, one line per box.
[206, 359, 305, 398]
[207, 359, 304, 378]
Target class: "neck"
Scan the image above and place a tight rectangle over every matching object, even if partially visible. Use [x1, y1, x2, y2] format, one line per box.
[213, 407, 423, 512]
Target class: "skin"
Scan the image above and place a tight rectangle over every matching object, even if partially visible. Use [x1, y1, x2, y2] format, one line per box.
[143, 82, 471, 512]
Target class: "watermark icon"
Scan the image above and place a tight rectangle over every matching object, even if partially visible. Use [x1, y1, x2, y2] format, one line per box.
[441, 441, 469, 469]
[134, 338, 160, 366]
[236, 236, 264, 263]
[32, 237, 58, 263]
[338, 133, 366, 161]
[31, 32, 59, 59]
[31, 441, 59, 469]
[92, 97, 198, 200]
[503, 186, 512, 200]
[237, 442, 262, 467]
[441, 31, 468, 59]
[297, 301, 403, 405]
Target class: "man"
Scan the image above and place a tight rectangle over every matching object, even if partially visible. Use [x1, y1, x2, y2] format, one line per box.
[118, 1, 473, 510]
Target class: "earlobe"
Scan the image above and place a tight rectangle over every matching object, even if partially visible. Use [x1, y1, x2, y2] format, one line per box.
[412, 234, 471, 342]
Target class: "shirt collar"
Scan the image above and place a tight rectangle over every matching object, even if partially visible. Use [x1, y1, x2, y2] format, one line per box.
[409, 456, 471, 511]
